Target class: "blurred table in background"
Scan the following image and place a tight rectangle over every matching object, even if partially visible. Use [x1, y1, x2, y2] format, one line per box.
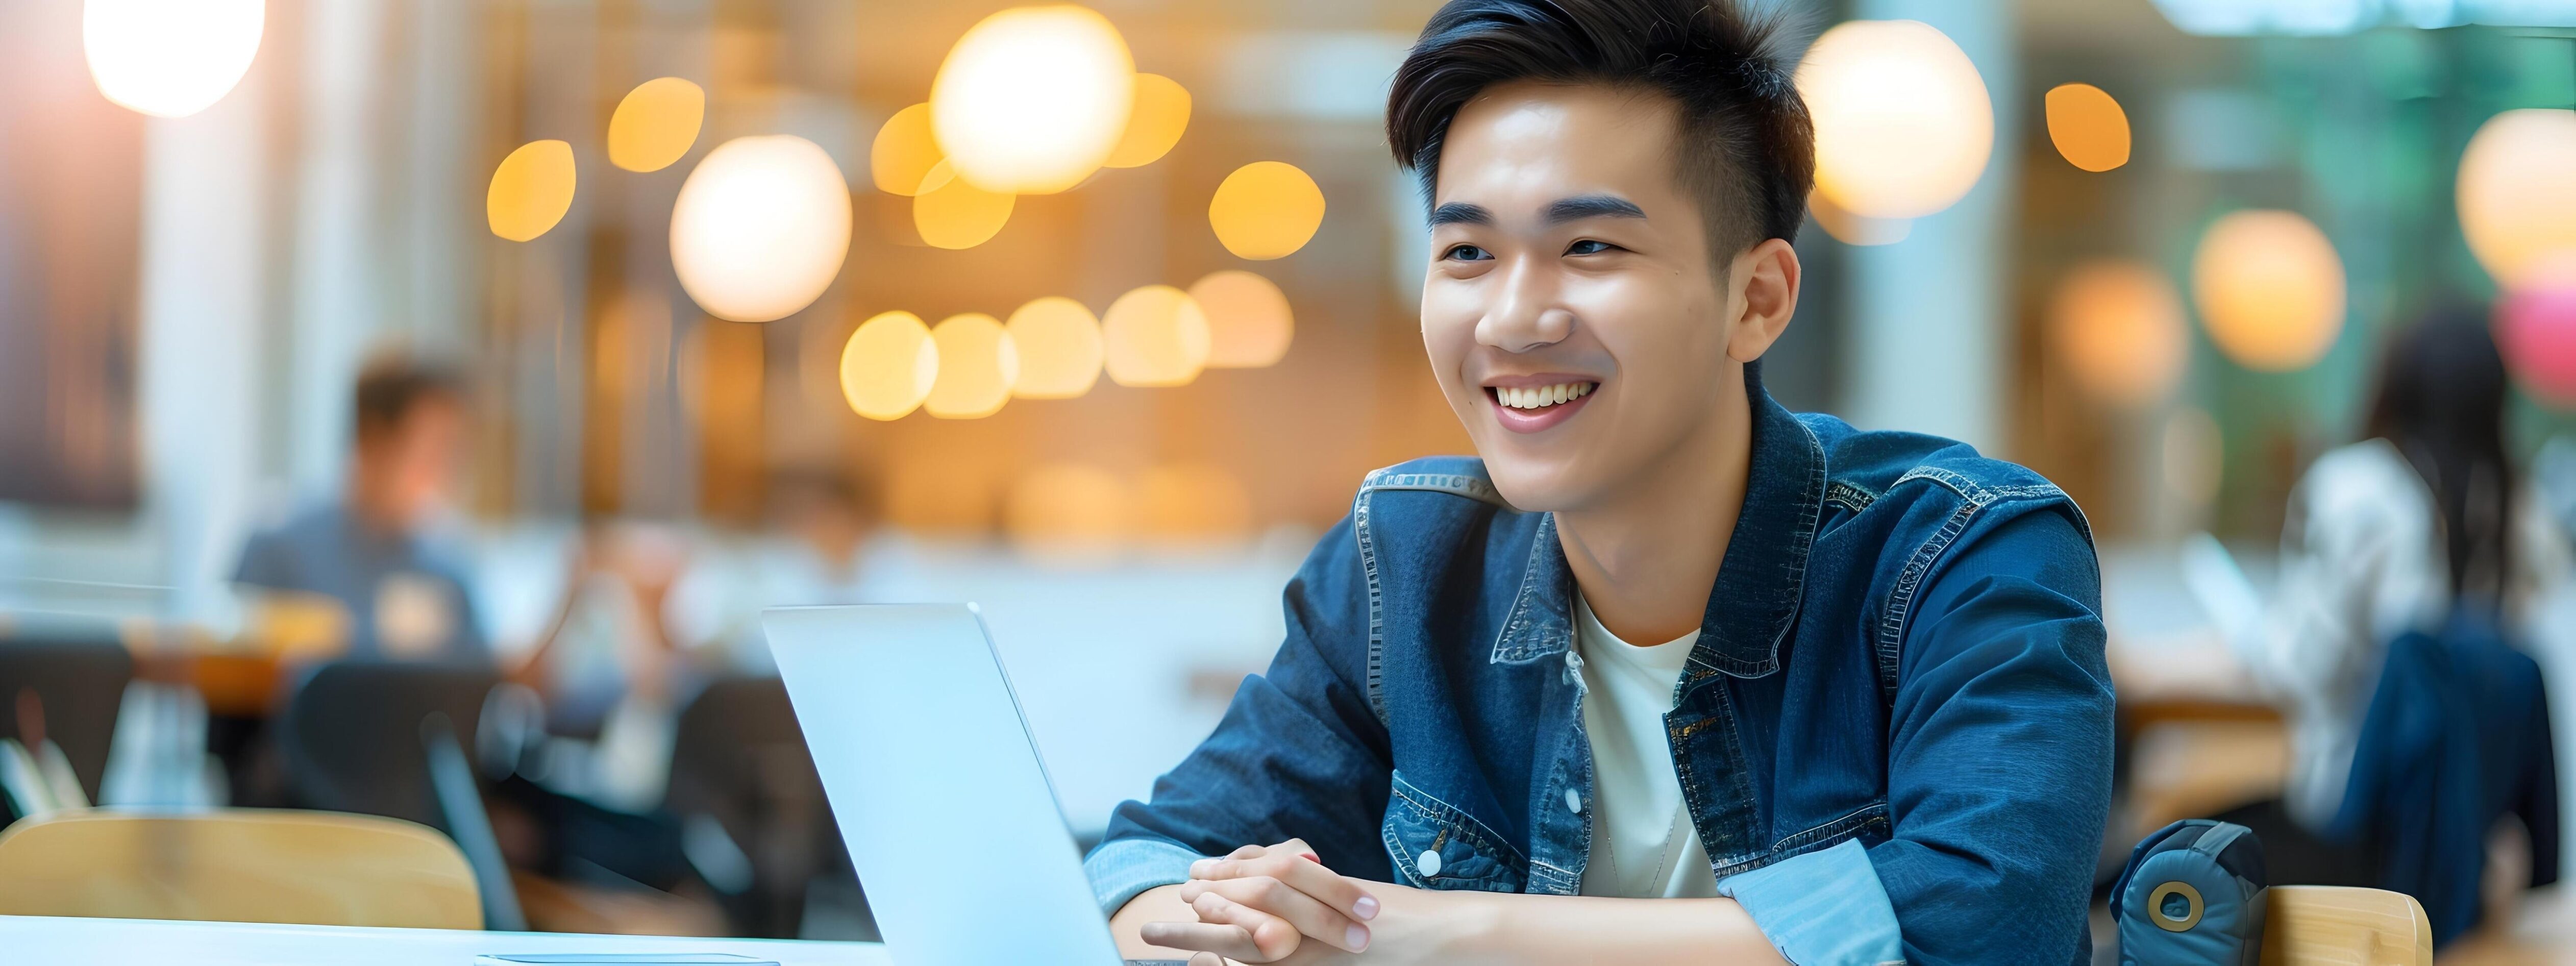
[2440, 887, 2576, 964]
[0, 915, 883, 965]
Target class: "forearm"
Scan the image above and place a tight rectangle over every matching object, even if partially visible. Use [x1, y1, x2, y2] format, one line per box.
[1113, 883, 1786, 966]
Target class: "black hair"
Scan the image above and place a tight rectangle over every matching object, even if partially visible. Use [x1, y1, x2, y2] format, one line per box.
[352, 355, 465, 441]
[2363, 305, 2514, 604]
[1386, 0, 1815, 258]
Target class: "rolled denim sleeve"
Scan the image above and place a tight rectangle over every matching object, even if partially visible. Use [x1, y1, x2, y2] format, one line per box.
[1084, 516, 1396, 913]
[1866, 506, 2115, 964]
[1718, 839, 1904, 965]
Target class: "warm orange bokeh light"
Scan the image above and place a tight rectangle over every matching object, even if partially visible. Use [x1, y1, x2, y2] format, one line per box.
[1806, 189, 1909, 246]
[2459, 109, 2576, 289]
[671, 135, 853, 323]
[924, 313, 1021, 419]
[871, 103, 945, 197]
[84, 0, 265, 118]
[839, 311, 939, 420]
[1104, 73, 1190, 169]
[487, 140, 576, 242]
[2044, 83, 2129, 173]
[1102, 285, 1210, 387]
[1208, 162, 1325, 261]
[1006, 296, 1105, 399]
[2048, 260, 2186, 408]
[1188, 270, 1293, 368]
[929, 5, 1134, 194]
[913, 160, 1015, 250]
[607, 77, 705, 173]
[2192, 210, 2346, 373]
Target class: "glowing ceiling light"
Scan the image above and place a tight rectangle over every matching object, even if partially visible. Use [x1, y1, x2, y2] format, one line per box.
[1102, 284, 1209, 387]
[84, 0, 265, 118]
[1188, 270, 1293, 368]
[2044, 83, 2131, 173]
[840, 311, 939, 420]
[1007, 296, 1105, 399]
[2048, 260, 2187, 408]
[1104, 73, 1191, 169]
[924, 312, 1022, 419]
[912, 159, 1015, 250]
[670, 135, 853, 323]
[1209, 161, 1326, 260]
[871, 103, 945, 197]
[1795, 19, 1993, 220]
[929, 5, 1135, 194]
[607, 77, 705, 173]
[2459, 109, 2576, 290]
[2191, 209, 2346, 372]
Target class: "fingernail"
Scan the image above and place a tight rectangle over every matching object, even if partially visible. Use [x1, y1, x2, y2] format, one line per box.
[1353, 895, 1378, 920]
[1347, 924, 1370, 951]
[1301, 852, 1321, 863]
[1188, 859, 1214, 877]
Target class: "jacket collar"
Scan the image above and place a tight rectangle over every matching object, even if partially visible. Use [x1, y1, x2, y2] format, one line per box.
[1489, 367, 1824, 679]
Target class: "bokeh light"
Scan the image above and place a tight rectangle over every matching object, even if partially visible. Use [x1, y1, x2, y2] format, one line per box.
[2458, 109, 2576, 290]
[871, 103, 944, 197]
[1188, 270, 1293, 368]
[1806, 189, 1910, 246]
[1104, 73, 1191, 169]
[1006, 296, 1105, 399]
[1208, 162, 1325, 260]
[924, 313, 1022, 419]
[670, 135, 853, 323]
[913, 159, 1015, 250]
[2496, 255, 2576, 408]
[1137, 463, 1252, 540]
[606, 77, 704, 173]
[486, 140, 576, 242]
[1796, 19, 1994, 219]
[839, 311, 939, 420]
[1007, 463, 1133, 560]
[2044, 83, 2131, 172]
[2191, 209, 2346, 372]
[929, 5, 1134, 194]
[1102, 284, 1210, 387]
[83, 0, 265, 118]
[2048, 260, 2187, 408]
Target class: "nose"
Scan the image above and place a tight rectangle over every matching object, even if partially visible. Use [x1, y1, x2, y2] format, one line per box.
[1475, 258, 1575, 353]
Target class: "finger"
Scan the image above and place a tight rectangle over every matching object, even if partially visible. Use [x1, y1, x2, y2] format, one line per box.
[1188, 955, 1226, 966]
[1194, 843, 1269, 879]
[1215, 849, 1377, 924]
[1192, 890, 1303, 961]
[1141, 921, 1262, 961]
[1179, 876, 1369, 953]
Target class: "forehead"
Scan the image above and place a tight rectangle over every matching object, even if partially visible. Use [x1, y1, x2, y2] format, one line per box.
[1431, 81, 1687, 209]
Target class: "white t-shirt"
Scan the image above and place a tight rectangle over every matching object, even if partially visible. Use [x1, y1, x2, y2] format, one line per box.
[1574, 593, 1719, 898]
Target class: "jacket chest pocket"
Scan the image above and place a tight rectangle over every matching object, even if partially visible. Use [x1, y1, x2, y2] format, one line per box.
[1380, 771, 1527, 892]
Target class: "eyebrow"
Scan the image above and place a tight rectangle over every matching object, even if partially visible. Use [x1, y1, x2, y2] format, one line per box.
[1427, 202, 1492, 227]
[1545, 194, 1647, 224]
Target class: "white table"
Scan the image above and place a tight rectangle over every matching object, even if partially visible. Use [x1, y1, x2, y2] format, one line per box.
[0, 916, 890, 965]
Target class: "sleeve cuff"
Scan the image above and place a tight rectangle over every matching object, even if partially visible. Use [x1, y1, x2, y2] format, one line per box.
[1716, 838, 1905, 966]
[1083, 836, 1206, 917]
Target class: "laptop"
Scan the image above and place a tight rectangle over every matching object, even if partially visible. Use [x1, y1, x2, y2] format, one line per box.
[764, 604, 1189, 966]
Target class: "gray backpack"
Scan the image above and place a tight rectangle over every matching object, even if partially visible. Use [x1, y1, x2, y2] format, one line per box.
[2112, 820, 2269, 965]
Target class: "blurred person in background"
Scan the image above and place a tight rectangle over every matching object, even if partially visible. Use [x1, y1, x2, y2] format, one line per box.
[2220, 307, 2567, 899]
[508, 519, 693, 811]
[667, 465, 884, 676]
[233, 355, 486, 661]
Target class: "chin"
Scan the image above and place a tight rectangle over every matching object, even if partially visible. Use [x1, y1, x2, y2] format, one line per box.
[1477, 455, 1596, 513]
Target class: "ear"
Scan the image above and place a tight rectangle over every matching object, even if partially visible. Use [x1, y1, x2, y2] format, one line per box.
[1725, 238, 1800, 363]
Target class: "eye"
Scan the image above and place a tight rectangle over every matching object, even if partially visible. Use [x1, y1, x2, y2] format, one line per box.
[1566, 239, 1621, 256]
[1442, 243, 1493, 262]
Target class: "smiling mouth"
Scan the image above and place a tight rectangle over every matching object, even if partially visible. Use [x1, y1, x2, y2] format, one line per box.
[1483, 380, 1599, 433]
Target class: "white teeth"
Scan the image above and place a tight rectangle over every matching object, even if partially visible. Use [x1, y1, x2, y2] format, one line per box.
[1494, 381, 1597, 410]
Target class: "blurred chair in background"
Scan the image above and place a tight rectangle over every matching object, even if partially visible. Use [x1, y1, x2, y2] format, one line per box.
[2260, 885, 2433, 965]
[0, 808, 480, 929]
[0, 631, 132, 820]
[664, 675, 852, 939]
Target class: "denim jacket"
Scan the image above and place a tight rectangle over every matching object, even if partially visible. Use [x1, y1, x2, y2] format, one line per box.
[1088, 381, 2115, 964]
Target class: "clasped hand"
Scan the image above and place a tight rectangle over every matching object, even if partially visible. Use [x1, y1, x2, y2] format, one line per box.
[1142, 838, 1381, 964]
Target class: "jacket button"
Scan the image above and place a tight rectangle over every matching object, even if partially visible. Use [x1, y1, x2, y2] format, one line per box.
[1416, 850, 1442, 879]
[1565, 788, 1584, 814]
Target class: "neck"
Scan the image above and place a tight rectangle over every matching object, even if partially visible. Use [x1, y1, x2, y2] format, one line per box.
[1554, 368, 1753, 645]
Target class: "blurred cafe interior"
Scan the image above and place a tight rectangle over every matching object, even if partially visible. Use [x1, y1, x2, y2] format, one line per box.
[10, 0, 2576, 960]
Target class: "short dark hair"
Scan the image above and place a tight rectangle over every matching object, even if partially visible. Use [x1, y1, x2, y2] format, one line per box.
[1387, 0, 1815, 258]
[353, 355, 465, 441]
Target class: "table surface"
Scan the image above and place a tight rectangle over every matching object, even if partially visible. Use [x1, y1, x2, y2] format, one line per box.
[0, 915, 891, 966]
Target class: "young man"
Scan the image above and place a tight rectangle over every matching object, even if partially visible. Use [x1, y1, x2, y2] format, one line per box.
[1088, 1, 2113, 962]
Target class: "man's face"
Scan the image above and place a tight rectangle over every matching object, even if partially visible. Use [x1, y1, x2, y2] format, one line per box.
[357, 398, 465, 529]
[1420, 82, 1750, 512]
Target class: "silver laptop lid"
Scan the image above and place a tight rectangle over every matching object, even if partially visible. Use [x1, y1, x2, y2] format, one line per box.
[764, 604, 1123, 966]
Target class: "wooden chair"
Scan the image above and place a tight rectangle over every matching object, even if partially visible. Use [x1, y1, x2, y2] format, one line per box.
[2261, 885, 2434, 965]
[0, 809, 481, 929]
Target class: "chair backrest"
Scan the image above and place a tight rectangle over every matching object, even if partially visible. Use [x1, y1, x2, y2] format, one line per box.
[0, 633, 134, 804]
[2260, 885, 2434, 966]
[279, 659, 499, 828]
[0, 808, 481, 929]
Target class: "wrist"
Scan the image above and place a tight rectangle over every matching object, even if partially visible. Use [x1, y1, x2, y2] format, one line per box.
[1384, 887, 1504, 963]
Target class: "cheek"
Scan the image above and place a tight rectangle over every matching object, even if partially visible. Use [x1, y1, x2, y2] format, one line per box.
[1419, 283, 1481, 387]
